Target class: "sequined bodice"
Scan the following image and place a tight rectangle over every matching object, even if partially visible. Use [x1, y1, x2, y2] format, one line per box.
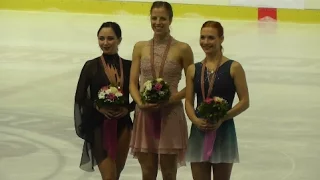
[140, 38, 182, 94]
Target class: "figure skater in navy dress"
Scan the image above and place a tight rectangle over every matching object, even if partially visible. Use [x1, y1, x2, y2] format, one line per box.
[185, 20, 250, 180]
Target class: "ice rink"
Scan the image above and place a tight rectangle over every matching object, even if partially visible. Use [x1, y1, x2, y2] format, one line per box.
[0, 10, 320, 180]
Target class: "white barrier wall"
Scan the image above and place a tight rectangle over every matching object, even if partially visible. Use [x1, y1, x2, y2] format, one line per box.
[230, 0, 304, 9]
[304, 0, 320, 9]
[115, 0, 320, 10]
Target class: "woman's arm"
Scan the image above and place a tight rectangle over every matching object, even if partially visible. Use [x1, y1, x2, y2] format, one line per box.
[168, 43, 194, 104]
[184, 64, 199, 124]
[222, 61, 250, 121]
[128, 83, 139, 112]
[129, 42, 159, 111]
[129, 42, 144, 107]
[75, 61, 94, 108]
[74, 60, 94, 139]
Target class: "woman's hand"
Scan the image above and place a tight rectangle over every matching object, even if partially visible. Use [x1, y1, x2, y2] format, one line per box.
[96, 106, 129, 119]
[111, 107, 129, 119]
[138, 102, 160, 112]
[137, 96, 180, 112]
[193, 118, 225, 132]
[155, 96, 180, 108]
[193, 118, 211, 131]
[204, 120, 224, 131]
[96, 106, 112, 118]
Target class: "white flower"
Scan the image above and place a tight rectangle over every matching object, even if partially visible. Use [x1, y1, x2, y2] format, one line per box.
[158, 91, 165, 96]
[144, 80, 151, 86]
[144, 81, 152, 91]
[109, 86, 118, 94]
[115, 92, 123, 97]
[146, 84, 152, 91]
[156, 78, 163, 82]
[105, 89, 111, 95]
[98, 92, 105, 99]
[213, 97, 224, 102]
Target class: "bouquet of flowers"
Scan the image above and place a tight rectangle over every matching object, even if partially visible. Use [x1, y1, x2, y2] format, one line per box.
[197, 96, 229, 124]
[95, 85, 125, 109]
[141, 78, 171, 104]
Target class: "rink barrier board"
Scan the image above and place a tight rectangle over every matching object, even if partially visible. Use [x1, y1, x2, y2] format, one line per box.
[1, 0, 320, 23]
[277, 8, 320, 23]
[0, 0, 257, 20]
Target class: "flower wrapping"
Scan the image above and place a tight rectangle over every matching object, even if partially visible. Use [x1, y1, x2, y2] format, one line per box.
[197, 96, 229, 161]
[94, 84, 125, 160]
[140, 78, 170, 139]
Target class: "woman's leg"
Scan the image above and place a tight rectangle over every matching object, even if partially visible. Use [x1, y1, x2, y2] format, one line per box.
[159, 154, 177, 180]
[137, 152, 158, 180]
[115, 126, 131, 179]
[92, 127, 117, 180]
[212, 163, 233, 180]
[190, 162, 212, 180]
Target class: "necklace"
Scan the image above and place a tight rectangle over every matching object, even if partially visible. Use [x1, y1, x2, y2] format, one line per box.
[150, 36, 172, 79]
[200, 57, 222, 100]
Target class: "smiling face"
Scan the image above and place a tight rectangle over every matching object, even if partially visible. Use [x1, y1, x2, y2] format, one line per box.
[200, 27, 223, 54]
[98, 27, 121, 54]
[150, 7, 172, 36]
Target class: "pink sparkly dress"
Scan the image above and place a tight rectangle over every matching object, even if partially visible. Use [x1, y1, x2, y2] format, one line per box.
[130, 37, 188, 167]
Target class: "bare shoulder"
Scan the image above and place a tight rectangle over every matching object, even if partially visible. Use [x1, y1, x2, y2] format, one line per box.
[133, 40, 148, 49]
[176, 40, 192, 52]
[230, 60, 245, 77]
[231, 60, 244, 70]
[132, 41, 149, 61]
[175, 40, 194, 67]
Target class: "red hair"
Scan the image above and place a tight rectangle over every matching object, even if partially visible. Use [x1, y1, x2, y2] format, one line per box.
[201, 20, 224, 38]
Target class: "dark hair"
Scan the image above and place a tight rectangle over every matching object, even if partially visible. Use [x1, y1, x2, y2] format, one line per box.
[150, 1, 173, 21]
[97, 22, 122, 39]
[202, 20, 224, 51]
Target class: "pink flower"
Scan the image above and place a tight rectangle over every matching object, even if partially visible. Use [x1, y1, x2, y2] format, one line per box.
[107, 93, 116, 100]
[153, 83, 163, 91]
[204, 98, 214, 104]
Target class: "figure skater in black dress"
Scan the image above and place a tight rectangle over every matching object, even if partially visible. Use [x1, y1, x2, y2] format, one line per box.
[74, 22, 135, 180]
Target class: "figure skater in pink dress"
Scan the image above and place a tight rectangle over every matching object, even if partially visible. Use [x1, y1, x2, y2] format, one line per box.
[129, 1, 194, 179]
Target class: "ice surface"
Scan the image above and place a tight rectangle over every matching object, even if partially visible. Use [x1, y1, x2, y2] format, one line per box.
[0, 10, 319, 180]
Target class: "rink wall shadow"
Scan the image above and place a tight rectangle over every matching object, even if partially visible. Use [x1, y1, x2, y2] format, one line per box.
[0, 0, 320, 23]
